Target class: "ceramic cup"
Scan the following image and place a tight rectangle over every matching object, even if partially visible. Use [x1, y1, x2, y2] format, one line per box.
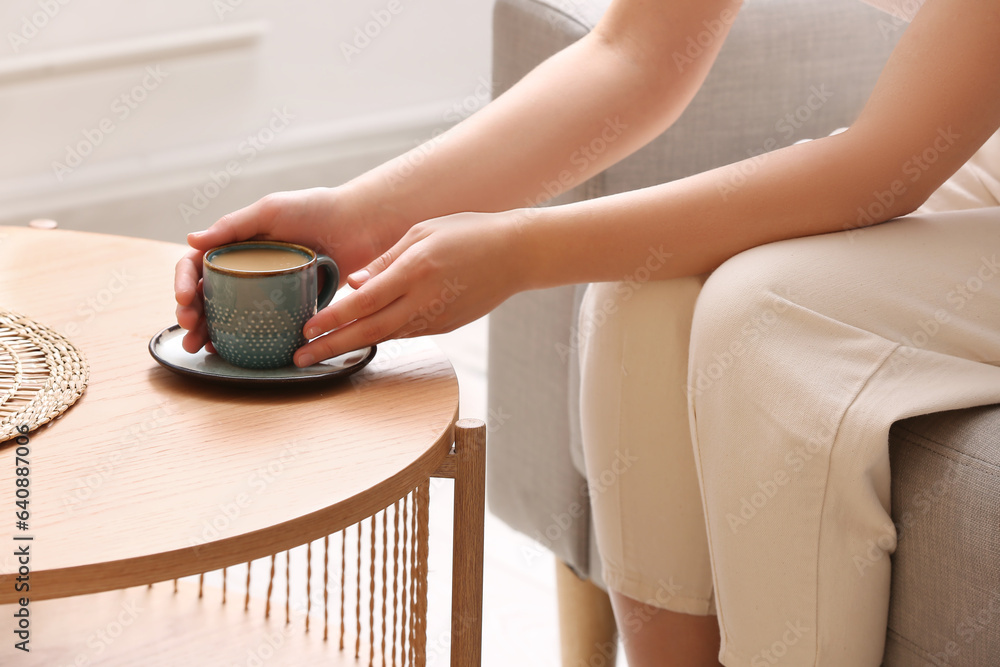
[202, 241, 339, 369]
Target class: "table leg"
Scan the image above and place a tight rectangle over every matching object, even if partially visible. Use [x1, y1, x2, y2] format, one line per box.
[450, 418, 486, 667]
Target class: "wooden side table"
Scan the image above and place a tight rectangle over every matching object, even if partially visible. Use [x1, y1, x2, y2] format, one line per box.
[0, 226, 485, 665]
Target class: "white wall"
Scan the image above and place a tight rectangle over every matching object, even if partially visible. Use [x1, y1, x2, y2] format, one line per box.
[0, 0, 495, 242]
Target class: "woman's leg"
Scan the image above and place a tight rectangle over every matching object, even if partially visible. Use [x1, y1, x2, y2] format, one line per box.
[578, 275, 719, 665]
[687, 206, 1000, 666]
[610, 591, 722, 666]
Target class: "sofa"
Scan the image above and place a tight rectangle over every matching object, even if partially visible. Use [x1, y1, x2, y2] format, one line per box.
[485, 0, 1000, 665]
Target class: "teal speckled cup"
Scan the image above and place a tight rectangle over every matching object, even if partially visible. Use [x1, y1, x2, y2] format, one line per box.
[203, 241, 338, 369]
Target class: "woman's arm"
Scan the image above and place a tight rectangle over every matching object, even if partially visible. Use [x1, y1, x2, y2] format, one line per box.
[294, 0, 1000, 364]
[516, 0, 1000, 289]
[342, 0, 745, 239]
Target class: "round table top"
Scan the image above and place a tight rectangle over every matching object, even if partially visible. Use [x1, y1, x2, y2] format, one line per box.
[0, 226, 459, 602]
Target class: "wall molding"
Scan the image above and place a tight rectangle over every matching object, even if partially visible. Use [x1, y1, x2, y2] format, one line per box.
[0, 20, 268, 86]
[0, 98, 465, 242]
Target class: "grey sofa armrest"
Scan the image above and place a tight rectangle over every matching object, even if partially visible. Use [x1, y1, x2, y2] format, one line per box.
[487, 0, 901, 575]
[884, 406, 1000, 666]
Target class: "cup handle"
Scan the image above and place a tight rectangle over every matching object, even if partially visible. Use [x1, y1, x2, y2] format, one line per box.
[315, 255, 339, 310]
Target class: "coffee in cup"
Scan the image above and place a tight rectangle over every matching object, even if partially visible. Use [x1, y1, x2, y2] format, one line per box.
[208, 247, 311, 272]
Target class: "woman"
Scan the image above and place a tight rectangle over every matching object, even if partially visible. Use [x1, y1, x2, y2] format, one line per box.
[175, 0, 1000, 664]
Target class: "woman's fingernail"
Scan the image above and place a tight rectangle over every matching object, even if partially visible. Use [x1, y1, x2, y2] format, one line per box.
[297, 353, 315, 367]
[305, 327, 319, 339]
[350, 269, 370, 284]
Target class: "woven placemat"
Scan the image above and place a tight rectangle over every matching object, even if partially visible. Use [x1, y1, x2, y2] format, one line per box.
[0, 308, 89, 443]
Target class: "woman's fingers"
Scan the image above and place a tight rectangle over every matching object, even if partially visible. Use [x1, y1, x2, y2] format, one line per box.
[176, 273, 204, 327]
[303, 259, 410, 338]
[175, 301, 200, 331]
[176, 274, 209, 352]
[181, 316, 211, 354]
[174, 248, 206, 307]
[390, 319, 429, 340]
[186, 195, 280, 250]
[298, 259, 417, 364]
[347, 245, 398, 289]
[347, 224, 426, 289]
[346, 268, 371, 289]
[294, 297, 417, 366]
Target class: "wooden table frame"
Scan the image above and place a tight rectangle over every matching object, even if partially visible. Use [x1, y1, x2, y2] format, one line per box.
[432, 418, 486, 667]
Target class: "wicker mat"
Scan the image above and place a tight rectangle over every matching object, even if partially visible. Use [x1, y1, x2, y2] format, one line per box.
[0, 308, 89, 443]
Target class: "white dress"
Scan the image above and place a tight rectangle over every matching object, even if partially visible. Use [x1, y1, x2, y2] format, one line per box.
[577, 0, 1000, 665]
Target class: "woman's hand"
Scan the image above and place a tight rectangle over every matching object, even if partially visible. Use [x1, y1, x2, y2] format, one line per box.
[174, 186, 404, 354]
[293, 211, 527, 366]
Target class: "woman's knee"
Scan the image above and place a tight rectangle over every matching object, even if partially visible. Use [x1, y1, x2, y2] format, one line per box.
[687, 241, 809, 401]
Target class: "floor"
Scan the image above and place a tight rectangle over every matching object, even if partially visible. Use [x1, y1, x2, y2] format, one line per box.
[423, 317, 566, 667]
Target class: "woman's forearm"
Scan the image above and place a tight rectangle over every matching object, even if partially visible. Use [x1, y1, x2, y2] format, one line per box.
[344, 0, 743, 239]
[514, 129, 926, 289]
